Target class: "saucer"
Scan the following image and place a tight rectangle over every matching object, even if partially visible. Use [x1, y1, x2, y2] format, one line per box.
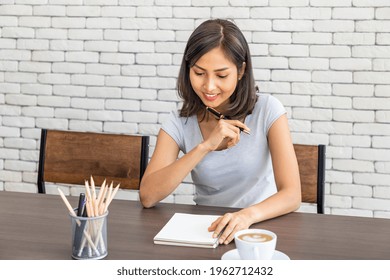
[221, 249, 290, 260]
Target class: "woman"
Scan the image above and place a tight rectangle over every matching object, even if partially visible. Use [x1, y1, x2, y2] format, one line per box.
[140, 19, 301, 245]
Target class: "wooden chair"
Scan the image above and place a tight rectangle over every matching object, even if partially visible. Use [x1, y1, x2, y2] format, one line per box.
[293, 144, 326, 214]
[37, 129, 149, 194]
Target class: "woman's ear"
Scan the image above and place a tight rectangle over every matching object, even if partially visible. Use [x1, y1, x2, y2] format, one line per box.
[238, 62, 246, 80]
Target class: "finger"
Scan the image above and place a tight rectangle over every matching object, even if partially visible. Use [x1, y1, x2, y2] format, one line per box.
[218, 222, 238, 244]
[208, 216, 222, 232]
[212, 214, 231, 238]
[222, 225, 240, 245]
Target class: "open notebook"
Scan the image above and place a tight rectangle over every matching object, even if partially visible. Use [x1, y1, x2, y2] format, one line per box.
[153, 213, 221, 248]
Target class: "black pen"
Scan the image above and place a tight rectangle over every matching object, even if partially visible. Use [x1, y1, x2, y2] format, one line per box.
[205, 106, 251, 135]
[77, 193, 86, 216]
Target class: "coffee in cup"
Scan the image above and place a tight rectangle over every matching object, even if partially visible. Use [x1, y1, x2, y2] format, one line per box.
[234, 229, 277, 260]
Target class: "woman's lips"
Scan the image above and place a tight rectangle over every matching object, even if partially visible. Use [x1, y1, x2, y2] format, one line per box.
[203, 93, 219, 102]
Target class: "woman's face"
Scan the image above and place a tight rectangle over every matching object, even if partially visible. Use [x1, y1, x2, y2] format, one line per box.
[189, 47, 244, 112]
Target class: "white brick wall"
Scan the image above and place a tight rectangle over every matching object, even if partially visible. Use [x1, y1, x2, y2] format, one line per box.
[1, 1, 390, 218]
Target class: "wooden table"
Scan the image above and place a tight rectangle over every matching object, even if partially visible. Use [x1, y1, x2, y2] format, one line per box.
[1, 191, 389, 260]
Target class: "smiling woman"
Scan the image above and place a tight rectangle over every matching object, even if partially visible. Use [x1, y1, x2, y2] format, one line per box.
[139, 19, 301, 246]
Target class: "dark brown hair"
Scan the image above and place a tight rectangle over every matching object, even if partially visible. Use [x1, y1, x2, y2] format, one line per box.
[177, 19, 257, 120]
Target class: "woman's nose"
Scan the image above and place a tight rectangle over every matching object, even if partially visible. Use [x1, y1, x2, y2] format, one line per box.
[203, 77, 217, 92]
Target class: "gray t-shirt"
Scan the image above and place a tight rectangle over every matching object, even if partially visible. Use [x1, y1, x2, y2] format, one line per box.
[161, 94, 286, 208]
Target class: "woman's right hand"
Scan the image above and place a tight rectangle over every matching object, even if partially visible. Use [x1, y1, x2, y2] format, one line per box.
[202, 119, 250, 151]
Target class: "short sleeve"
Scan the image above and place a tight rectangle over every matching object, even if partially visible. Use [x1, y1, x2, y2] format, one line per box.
[264, 95, 287, 134]
[161, 110, 185, 151]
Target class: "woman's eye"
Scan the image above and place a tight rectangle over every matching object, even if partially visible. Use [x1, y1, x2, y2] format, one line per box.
[194, 72, 204, 76]
[218, 75, 228, 79]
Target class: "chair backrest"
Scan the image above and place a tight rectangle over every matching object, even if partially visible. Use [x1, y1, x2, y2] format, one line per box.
[37, 129, 149, 194]
[293, 144, 326, 214]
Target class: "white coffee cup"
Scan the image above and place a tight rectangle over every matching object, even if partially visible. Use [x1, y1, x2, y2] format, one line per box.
[234, 229, 277, 260]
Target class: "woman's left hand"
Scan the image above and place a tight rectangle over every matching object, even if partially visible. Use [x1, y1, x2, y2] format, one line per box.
[208, 210, 253, 245]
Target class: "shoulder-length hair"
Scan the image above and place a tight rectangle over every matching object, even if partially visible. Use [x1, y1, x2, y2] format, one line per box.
[177, 19, 257, 120]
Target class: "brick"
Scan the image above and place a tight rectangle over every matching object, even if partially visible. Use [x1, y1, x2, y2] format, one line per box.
[55, 108, 87, 120]
[251, 7, 289, 18]
[103, 6, 136, 18]
[105, 99, 140, 111]
[21, 83, 52, 95]
[270, 0, 309, 7]
[22, 106, 54, 118]
[289, 58, 329, 70]
[271, 70, 311, 82]
[376, 8, 390, 20]
[157, 65, 180, 77]
[288, 119, 311, 132]
[252, 32, 291, 44]
[172, 7, 210, 18]
[375, 162, 390, 173]
[273, 20, 312, 31]
[353, 197, 390, 211]
[17, 39, 49, 50]
[310, 45, 351, 57]
[312, 121, 352, 134]
[33, 5, 66, 16]
[326, 195, 352, 208]
[327, 170, 353, 183]
[141, 100, 177, 112]
[140, 77, 176, 89]
[123, 112, 157, 123]
[333, 8, 374, 19]
[0, 49, 31, 60]
[52, 62, 85, 74]
[66, 51, 99, 63]
[122, 88, 157, 100]
[136, 53, 172, 65]
[312, 71, 352, 83]
[2, 116, 35, 128]
[52, 17, 86, 28]
[0, 60, 18, 71]
[100, 53, 134, 65]
[374, 186, 390, 199]
[104, 29, 138, 41]
[19, 16, 51, 28]
[86, 18, 120, 29]
[330, 58, 371, 70]
[36, 28, 67, 39]
[273, 94, 311, 107]
[334, 32, 375, 45]
[103, 122, 137, 134]
[0, 105, 21, 116]
[333, 159, 374, 172]
[332, 208, 373, 218]
[105, 76, 139, 88]
[88, 110, 122, 121]
[86, 64, 120, 76]
[293, 32, 332, 44]
[32, 51, 64, 62]
[375, 85, 390, 97]
[354, 97, 390, 110]
[330, 135, 371, 147]
[158, 18, 194, 30]
[137, 6, 172, 18]
[333, 84, 374, 97]
[353, 46, 390, 58]
[293, 108, 332, 121]
[5, 72, 37, 83]
[71, 74, 105, 86]
[356, 20, 390, 32]
[84, 40, 118, 52]
[66, 6, 101, 17]
[120, 41, 154, 53]
[291, 7, 331, 19]
[0, 16, 18, 26]
[334, 109, 374, 122]
[354, 123, 390, 136]
[139, 30, 175, 41]
[50, 40, 83, 51]
[353, 0, 390, 7]
[38, 73, 71, 85]
[138, 123, 161, 135]
[37, 96, 70, 107]
[252, 57, 288, 69]
[312, 96, 352, 109]
[292, 82, 331, 95]
[70, 97, 104, 110]
[0, 126, 20, 137]
[373, 59, 390, 71]
[353, 148, 390, 161]
[68, 29, 103, 40]
[331, 183, 372, 197]
[376, 111, 390, 123]
[269, 44, 309, 57]
[372, 136, 390, 148]
[5, 160, 36, 172]
[0, 5, 32, 16]
[313, 20, 355, 32]
[19, 61, 51, 73]
[121, 18, 157, 30]
[0, 171, 22, 182]
[158, 90, 179, 101]
[69, 120, 102, 132]
[311, 0, 352, 6]
[35, 118, 68, 130]
[3, 138, 36, 149]
[53, 85, 86, 97]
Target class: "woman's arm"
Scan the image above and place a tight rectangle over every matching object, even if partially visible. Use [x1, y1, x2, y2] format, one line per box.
[140, 118, 251, 208]
[139, 129, 210, 208]
[209, 114, 301, 244]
